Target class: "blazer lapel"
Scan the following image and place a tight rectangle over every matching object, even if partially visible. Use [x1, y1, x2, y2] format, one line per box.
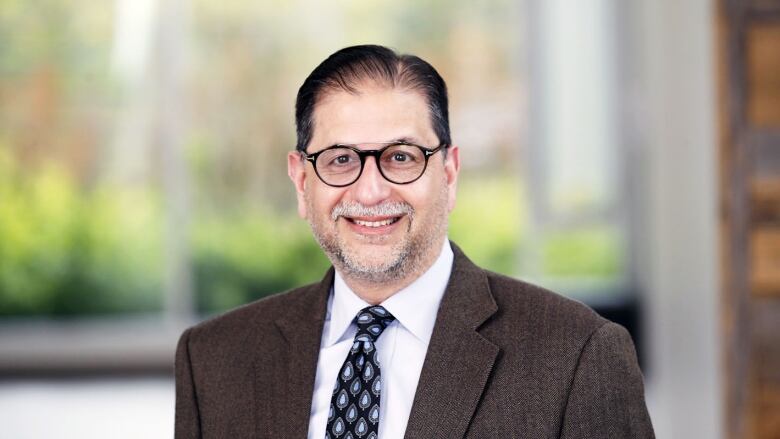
[266, 268, 333, 438]
[404, 243, 499, 438]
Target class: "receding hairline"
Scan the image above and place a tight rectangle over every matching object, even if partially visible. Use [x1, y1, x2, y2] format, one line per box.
[313, 75, 426, 104]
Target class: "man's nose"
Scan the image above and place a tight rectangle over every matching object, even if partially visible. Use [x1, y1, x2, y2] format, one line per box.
[351, 156, 392, 205]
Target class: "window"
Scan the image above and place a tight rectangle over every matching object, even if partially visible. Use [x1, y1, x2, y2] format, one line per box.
[0, 0, 637, 371]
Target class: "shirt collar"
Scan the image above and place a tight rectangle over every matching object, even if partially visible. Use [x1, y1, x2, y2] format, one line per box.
[324, 238, 454, 347]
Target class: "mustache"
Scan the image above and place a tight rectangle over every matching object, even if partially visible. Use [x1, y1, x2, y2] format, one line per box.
[331, 201, 414, 221]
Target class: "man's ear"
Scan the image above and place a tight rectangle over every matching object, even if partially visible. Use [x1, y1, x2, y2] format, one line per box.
[443, 145, 460, 213]
[287, 151, 308, 219]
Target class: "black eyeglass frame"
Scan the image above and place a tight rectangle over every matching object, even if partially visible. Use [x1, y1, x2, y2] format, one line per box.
[301, 141, 449, 187]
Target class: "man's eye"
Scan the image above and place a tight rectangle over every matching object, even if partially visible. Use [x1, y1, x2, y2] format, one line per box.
[332, 155, 353, 164]
[392, 153, 409, 162]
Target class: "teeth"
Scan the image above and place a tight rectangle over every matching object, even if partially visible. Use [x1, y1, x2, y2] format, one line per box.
[353, 218, 397, 227]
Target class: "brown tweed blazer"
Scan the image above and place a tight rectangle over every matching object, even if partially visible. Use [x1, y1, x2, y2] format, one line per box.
[175, 243, 655, 438]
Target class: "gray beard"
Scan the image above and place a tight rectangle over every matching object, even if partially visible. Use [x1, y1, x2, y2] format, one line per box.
[317, 232, 414, 284]
[307, 203, 446, 285]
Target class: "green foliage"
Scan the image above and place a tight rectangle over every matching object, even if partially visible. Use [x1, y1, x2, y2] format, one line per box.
[0, 148, 164, 317]
[449, 173, 524, 276]
[542, 227, 622, 279]
[449, 173, 621, 281]
[191, 211, 330, 313]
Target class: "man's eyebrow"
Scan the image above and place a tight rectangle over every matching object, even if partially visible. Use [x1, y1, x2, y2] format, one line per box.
[328, 136, 424, 147]
[393, 136, 422, 144]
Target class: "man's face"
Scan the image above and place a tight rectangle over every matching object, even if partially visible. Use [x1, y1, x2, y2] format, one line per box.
[287, 82, 460, 283]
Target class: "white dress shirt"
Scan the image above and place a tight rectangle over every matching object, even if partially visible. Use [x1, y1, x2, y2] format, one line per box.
[307, 238, 454, 439]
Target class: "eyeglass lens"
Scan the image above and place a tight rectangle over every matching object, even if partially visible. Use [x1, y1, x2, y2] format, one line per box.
[315, 144, 427, 185]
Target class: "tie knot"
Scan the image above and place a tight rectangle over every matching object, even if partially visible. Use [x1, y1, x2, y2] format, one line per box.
[353, 306, 395, 343]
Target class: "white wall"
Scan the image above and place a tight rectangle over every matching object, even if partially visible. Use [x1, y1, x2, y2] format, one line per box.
[634, 1, 721, 438]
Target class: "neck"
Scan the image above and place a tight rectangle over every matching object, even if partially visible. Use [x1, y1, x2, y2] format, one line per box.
[339, 238, 445, 305]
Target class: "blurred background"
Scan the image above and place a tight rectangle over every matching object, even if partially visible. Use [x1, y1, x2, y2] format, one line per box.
[0, 0, 777, 438]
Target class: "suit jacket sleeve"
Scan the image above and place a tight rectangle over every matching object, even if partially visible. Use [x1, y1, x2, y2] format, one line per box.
[175, 328, 202, 439]
[560, 322, 655, 439]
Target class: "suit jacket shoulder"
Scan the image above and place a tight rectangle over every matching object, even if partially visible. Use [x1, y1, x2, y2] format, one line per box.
[482, 269, 610, 356]
[175, 268, 333, 438]
[425, 250, 654, 438]
[184, 272, 329, 351]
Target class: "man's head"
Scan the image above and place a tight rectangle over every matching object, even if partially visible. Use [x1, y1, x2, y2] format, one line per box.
[287, 45, 460, 293]
[294, 44, 451, 152]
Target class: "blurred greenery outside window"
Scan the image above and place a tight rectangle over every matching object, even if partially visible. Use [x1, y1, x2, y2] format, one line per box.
[0, 0, 623, 319]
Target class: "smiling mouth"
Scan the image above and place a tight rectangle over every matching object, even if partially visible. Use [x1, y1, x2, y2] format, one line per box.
[344, 216, 403, 228]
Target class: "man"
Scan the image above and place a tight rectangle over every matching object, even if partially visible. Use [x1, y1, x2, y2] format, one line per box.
[175, 45, 654, 438]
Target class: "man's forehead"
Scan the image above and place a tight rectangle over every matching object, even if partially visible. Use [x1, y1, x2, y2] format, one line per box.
[309, 85, 436, 148]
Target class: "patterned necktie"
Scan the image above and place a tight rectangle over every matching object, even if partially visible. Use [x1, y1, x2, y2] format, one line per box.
[326, 305, 395, 439]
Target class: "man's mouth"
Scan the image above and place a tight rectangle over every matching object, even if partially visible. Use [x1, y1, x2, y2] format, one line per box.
[343, 216, 403, 228]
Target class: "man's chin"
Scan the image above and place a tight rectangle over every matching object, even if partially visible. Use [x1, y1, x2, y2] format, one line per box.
[334, 245, 408, 281]
[339, 262, 406, 283]
[343, 249, 402, 271]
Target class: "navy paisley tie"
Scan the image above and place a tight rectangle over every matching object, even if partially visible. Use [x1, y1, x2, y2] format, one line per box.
[326, 305, 395, 439]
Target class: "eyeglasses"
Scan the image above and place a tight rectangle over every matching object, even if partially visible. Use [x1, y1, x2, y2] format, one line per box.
[301, 141, 448, 187]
